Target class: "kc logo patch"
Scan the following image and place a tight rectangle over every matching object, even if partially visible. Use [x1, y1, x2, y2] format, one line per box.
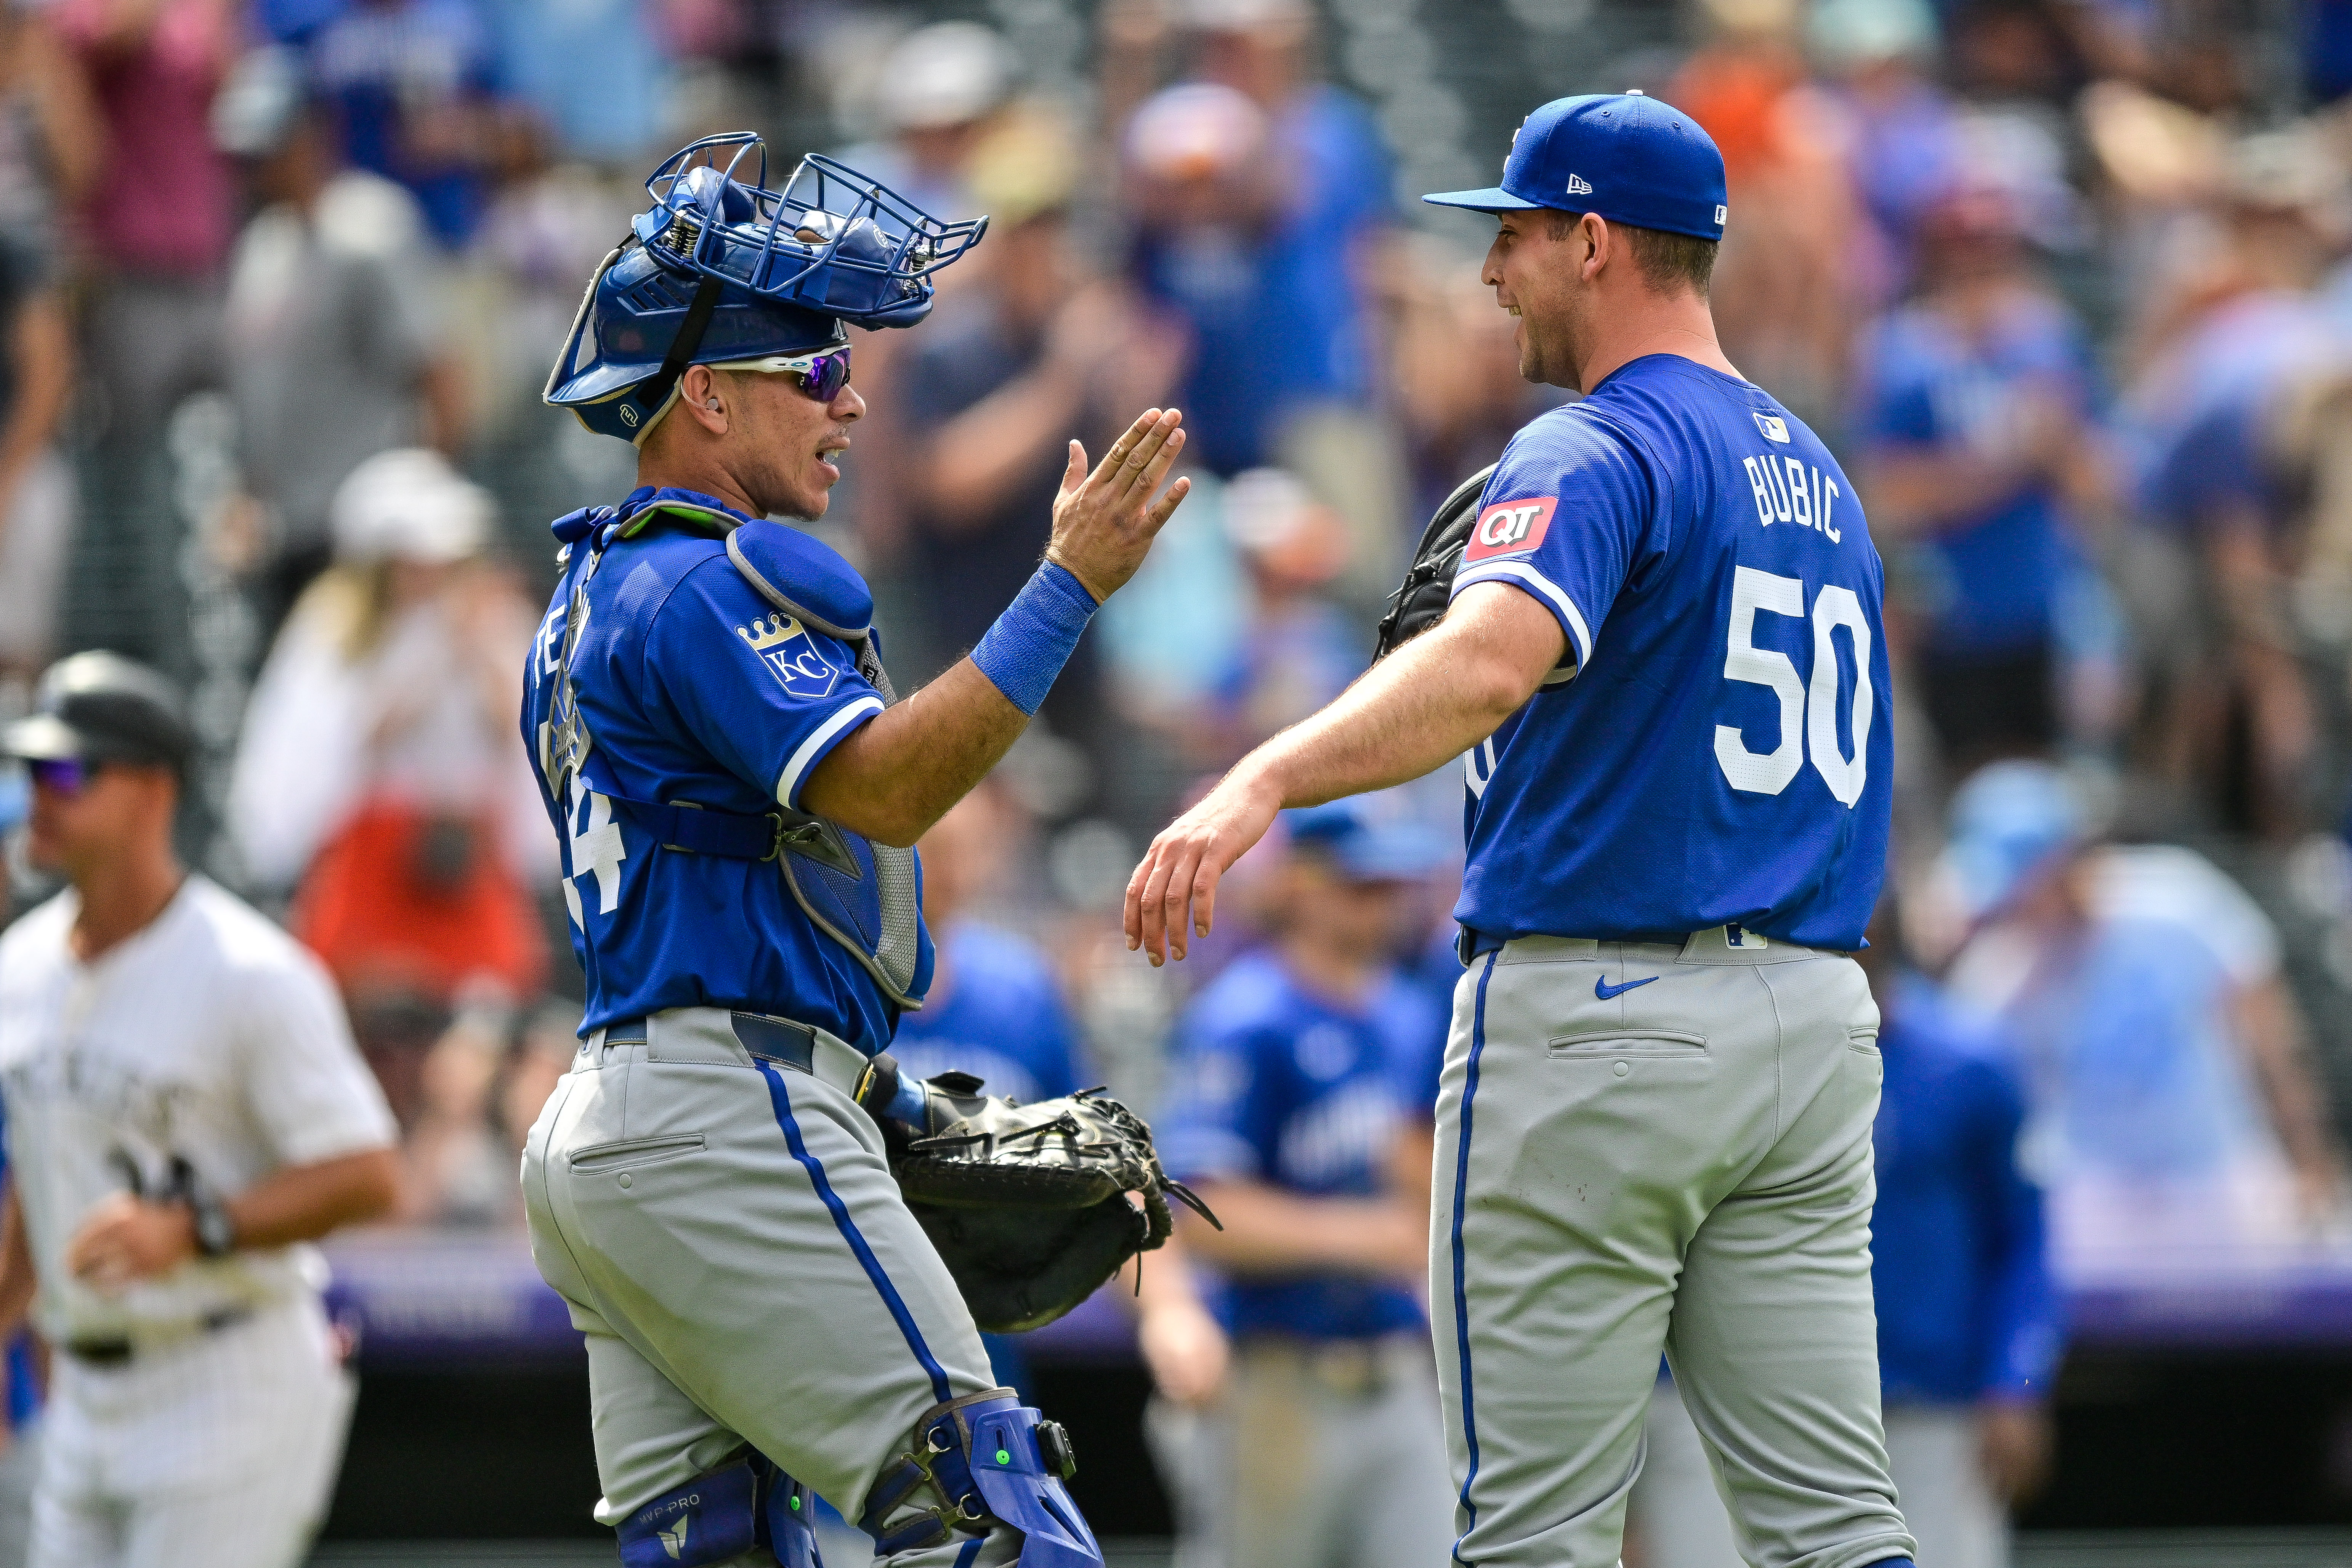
[1465, 496, 1557, 562]
[738, 613, 840, 699]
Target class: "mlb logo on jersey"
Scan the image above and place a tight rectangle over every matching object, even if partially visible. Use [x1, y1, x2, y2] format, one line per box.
[1753, 412, 1790, 443]
[1466, 496, 1557, 562]
[737, 613, 840, 699]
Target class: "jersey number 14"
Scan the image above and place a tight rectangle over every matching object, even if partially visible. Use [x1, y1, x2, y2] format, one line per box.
[1714, 565, 1873, 807]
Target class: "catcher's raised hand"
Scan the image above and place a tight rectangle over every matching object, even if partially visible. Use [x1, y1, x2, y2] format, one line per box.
[1124, 768, 1284, 966]
[1044, 408, 1191, 604]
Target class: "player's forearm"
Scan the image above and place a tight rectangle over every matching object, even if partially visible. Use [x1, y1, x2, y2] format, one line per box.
[0, 1186, 35, 1334]
[1181, 1179, 1422, 1278]
[0, 294, 72, 483]
[224, 1146, 401, 1250]
[1240, 585, 1557, 809]
[2235, 977, 2345, 1181]
[798, 658, 1031, 847]
[1861, 449, 2036, 535]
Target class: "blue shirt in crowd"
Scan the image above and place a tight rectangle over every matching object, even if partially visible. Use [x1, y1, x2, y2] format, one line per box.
[888, 919, 1083, 1106]
[310, 0, 501, 248]
[521, 487, 929, 1049]
[1133, 86, 1391, 475]
[1852, 290, 2095, 657]
[1871, 975, 2059, 1406]
[1158, 949, 1443, 1341]
[1449, 354, 1892, 951]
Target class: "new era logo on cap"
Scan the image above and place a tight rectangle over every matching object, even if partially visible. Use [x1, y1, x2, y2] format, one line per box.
[1566, 173, 1593, 196]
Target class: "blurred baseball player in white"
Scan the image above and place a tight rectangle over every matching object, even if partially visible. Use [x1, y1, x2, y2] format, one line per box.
[0, 652, 400, 1568]
[1128, 95, 1914, 1568]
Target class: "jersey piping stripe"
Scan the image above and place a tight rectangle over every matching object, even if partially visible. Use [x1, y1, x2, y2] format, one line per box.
[777, 696, 883, 808]
[953, 1536, 986, 1568]
[1454, 560, 1594, 671]
[753, 1059, 955, 1404]
[1449, 951, 1497, 1563]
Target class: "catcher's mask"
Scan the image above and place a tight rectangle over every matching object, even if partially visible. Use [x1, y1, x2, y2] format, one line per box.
[545, 133, 988, 445]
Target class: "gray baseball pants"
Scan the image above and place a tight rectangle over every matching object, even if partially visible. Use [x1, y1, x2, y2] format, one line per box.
[1430, 928, 1914, 1568]
[522, 1006, 1010, 1567]
[1635, 1382, 2007, 1568]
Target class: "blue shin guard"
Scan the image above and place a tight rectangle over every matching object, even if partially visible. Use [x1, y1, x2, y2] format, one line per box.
[860, 1388, 1102, 1567]
[616, 1456, 824, 1568]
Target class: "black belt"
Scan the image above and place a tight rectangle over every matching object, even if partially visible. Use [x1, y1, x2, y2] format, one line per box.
[66, 1306, 252, 1367]
[604, 1012, 821, 1075]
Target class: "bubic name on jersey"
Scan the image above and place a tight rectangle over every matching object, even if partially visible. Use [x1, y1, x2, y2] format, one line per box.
[1742, 446, 1843, 544]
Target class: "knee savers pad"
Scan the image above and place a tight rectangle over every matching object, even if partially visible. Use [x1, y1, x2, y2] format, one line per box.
[616, 1456, 822, 1568]
[860, 1388, 1101, 1568]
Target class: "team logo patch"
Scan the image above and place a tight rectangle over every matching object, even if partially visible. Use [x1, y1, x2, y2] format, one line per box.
[738, 613, 840, 699]
[1753, 411, 1790, 443]
[1465, 496, 1557, 562]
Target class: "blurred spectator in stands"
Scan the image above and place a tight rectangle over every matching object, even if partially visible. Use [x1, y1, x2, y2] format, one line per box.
[0, 236, 74, 695]
[396, 990, 512, 1226]
[1150, 800, 1451, 1568]
[1637, 904, 2058, 1568]
[1936, 762, 2348, 1264]
[228, 449, 549, 1126]
[51, 0, 207, 676]
[492, 0, 664, 167]
[449, 117, 637, 572]
[1810, 0, 1959, 299]
[1851, 164, 2111, 774]
[216, 70, 465, 637]
[1385, 237, 1554, 523]
[896, 112, 1182, 779]
[1669, 0, 1869, 431]
[1185, 467, 1358, 768]
[839, 20, 1017, 223]
[307, 0, 500, 250]
[1112, 1, 1401, 579]
[2119, 128, 2350, 840]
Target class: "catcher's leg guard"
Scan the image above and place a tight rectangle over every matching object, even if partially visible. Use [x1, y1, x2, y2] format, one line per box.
[859, 1388, 1102, 1567]
[615, 1457, 824, 1568]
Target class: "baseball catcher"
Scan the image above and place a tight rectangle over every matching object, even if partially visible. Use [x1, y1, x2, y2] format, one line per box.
[519, 134, 1191, 1568]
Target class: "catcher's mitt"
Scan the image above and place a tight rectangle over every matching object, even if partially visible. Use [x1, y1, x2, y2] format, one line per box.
[1372, 462, 1497, 663]
[877, 1067, 1218, 1334]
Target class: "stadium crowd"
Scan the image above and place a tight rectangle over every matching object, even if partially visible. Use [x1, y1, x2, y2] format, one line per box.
[5, 0, 2352, 1560]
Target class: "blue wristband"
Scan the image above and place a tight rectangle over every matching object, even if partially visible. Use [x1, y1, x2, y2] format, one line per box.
[971, 561, 1099, 716]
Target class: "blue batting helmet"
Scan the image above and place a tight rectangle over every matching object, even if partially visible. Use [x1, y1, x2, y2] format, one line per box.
[545, 134, 988, 444]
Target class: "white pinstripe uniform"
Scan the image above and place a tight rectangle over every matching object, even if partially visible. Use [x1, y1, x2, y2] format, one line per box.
[0, 877, 398, 1568]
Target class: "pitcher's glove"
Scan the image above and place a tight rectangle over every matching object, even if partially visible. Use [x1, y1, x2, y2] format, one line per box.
[858, 1060, 1220, 1333]
[1372, 462, 1497, 662]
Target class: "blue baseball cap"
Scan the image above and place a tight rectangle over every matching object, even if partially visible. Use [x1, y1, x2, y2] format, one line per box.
[1424, 92, 1728, 243]
[1282, 801, 1446, 883]
[1938, 760, 2089, 920]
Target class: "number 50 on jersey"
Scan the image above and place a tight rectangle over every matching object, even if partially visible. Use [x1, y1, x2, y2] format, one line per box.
[1715, 564, 1873, 807]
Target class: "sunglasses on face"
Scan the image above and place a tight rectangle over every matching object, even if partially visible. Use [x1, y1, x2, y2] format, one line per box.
[710, 345, 853, 402]
[27, 757, 90, 797]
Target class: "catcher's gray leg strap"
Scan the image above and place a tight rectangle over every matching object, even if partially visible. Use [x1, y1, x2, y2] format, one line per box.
[615, 1456, 822, 1567]
[860, 1390, 1102, 1567]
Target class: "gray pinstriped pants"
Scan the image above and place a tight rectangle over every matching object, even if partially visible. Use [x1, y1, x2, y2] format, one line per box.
[1429, 928, 1914, 1568]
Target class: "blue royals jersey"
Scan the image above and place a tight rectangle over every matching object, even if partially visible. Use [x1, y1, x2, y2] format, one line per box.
[888, 919, 1084, 1107]
[1158, 949, 1444, 1341]
[1451, 355, 1893, 951]
[521, 487, 927, 1049]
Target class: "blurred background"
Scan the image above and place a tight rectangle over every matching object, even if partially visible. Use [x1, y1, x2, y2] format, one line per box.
[20, 0, 2352, 1560]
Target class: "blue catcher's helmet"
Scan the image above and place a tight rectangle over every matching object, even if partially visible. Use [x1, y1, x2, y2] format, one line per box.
[545, 134, 988, 444]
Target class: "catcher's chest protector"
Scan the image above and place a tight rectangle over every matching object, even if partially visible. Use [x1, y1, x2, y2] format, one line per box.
[547, 504, 928, 1008]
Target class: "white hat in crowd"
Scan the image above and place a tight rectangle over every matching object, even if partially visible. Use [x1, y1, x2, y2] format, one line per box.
[330, 449, 493, 566]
